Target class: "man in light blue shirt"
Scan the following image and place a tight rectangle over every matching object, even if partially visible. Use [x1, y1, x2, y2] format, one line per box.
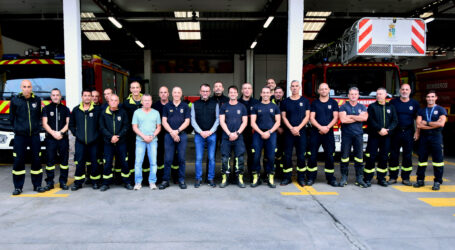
[132, 94, 161, 190]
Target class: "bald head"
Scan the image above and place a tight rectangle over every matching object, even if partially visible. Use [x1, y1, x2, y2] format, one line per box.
[20, 80, 33, 98]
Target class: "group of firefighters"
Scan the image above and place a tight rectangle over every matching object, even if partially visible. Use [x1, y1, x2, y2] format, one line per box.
[9, 78, 447, 195]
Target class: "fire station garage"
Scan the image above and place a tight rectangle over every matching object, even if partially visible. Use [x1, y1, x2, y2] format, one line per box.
[1, 0, 455, 249]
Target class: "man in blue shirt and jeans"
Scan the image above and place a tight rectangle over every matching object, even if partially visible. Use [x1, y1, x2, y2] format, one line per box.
[191, 84, 220, 188]
[132, 94, 161, 190]
[219, 86, 248, 188]
[160, 87, 191, 190]
[339, 87, 368, 188]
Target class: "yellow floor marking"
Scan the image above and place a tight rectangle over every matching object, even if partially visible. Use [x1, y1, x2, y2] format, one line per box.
[445, 161, 455, 166]
[392, 185, 455, 193]
[395, 176, 450, 182]
[281, 181, 338, 196]
[11, 179, 74, 198]
[418, 198, 455, 207]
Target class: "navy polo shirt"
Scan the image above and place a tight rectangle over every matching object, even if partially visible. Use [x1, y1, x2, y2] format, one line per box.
[162, 101, 191, 130]
[390, 98, 420, 128]
[220, 102, 247, 136]
[238, 97, 259, 116]
[280, 96, 310, 129]
[310, 98, 339, 126]
[417, 105, 447, 133]
[251, 102, 280, 131]
[339, 102, 367, 136]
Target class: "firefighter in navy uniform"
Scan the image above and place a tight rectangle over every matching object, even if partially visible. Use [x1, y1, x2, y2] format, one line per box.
[250, 86, 281, 188]
[280, 80, 311, 187]
[99, 94, 133, 191]
[388, 84, 420, 186]
[10, 80, 45, 195]
[338, 87, 368, 188]
[364, 88, 398, 187]
[238, 82, 260, 181]
[123, 82, 144, 183]
[219, 86, 248, 188]
[273, 87, 285, 179]
[42, 88, 71, 191]
[69, 89, 102, 190]
[308, 83, 339, 187]
[152, 86, 169, 184]
[414, 90, 447, 191]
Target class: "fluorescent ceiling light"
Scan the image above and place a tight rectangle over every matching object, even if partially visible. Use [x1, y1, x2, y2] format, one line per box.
[420, 12, 433, 18]
[178, 32, 201, 40]
[263, 16, 274, 28]
[306, 11, 332, 17]
[303, 33, 317, 40]
[81, 21, 104, 31]
[84, 32, 110, 41]
[250, 41, 257, 49]
[176, 22, 200, 31]
[81, 12, 96, 18]
[174, 11, 199, 18]
[108, 17, 123, 29]
[135, 40, 145, 48]
[304, 19, 326, 31]
[424, 17, 434, 23]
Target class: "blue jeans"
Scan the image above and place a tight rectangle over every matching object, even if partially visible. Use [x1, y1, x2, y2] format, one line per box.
[134, 140, 158, 184]
[194, 133, 217, 181]
[252, 132, 277, 174]
[163, 133, 187, 182]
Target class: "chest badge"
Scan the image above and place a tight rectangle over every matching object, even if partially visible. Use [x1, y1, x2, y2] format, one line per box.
[299, 102, 303, 107]
[328, 105, 332, 110]
[258, 109, 262, 113]
[358, 109, 362, 113]
[50, 111, 54, 116]
[32, 103, 37, 108]
[117, 116, 121, 121]
[180, 108, 184, 113]
[237, 110, 241, 114]
[170, 109, 174, 113]
[270, 108, 274, 113]
[409, 106, 413, 110]
[386, 109, 391, 114]
[89, 112, 93, 117]
[434, 110, 438, 115]
[250, 107, 253, 110]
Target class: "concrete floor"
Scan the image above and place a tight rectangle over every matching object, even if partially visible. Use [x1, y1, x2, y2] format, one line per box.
[1, 137, 455, 249]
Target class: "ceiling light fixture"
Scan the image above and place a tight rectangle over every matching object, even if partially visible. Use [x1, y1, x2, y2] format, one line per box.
[250, 41, 257, 49]
[263, 16, 274, 28]
[108, 17, 123, 29]
[135, 40, 145, 48]
[424, 17, 434, 23]
[306, 11, 332, 17]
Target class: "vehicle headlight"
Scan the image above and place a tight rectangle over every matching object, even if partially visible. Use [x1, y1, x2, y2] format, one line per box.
[0, 134, 8, 144]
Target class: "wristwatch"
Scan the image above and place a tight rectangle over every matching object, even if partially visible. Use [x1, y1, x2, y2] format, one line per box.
[427, 121, 430, 126]
[236, 131, 240, 135]
[268, 130, 272, 134]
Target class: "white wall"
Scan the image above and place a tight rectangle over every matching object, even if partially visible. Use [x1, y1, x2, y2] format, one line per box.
[253, 54, 287, 97]
[1, 36, 38, 54]
[146, 53, 289, 99]
[149, 54, 246, 97]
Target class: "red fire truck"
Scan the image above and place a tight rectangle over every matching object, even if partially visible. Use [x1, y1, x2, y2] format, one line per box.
[303, 17, 426, 152]
[0, 53, 129, 151]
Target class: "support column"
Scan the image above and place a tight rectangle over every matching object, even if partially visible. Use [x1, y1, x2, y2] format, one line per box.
[144, 49, 152, 94]
[246, 49, 254, 89]
[63, 0, 82, 108]
[286, 0, 304, 96]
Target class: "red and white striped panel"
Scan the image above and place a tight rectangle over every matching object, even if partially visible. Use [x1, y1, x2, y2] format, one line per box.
[358, 19, 373, 53]
[411, 20, 425, 54]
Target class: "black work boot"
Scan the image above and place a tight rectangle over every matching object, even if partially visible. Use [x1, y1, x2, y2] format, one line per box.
[339, 168, 349, 187]
[354, 168, 368, 188]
